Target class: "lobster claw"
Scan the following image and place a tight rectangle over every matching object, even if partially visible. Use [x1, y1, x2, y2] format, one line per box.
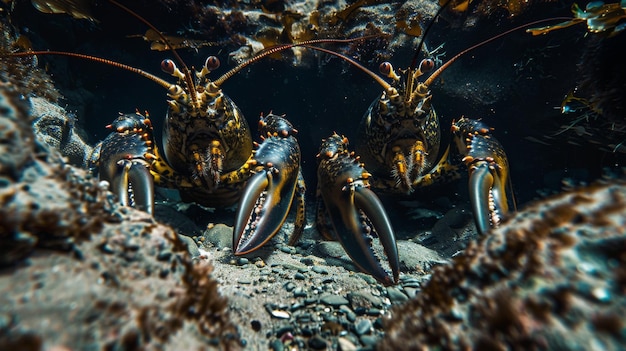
[468, 161, 509, 234]
[97, 112, 156, 214]
[233, 113, 304, 255]
[108, 158, 154, 214]
[325, 185, 399, 286]
[317, 134, 399, 286]
[233, 168, 296, 254]
[452, 117, 511, 234]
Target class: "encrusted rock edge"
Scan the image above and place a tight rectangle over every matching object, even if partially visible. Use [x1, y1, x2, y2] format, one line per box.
[379, 179, 626, 350]
[0, 83, 242, 350]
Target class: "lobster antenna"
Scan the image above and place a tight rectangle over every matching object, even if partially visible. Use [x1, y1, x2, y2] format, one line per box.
[5, 51, 172, 89]
[409, 0, 453, 70]
[107, 0, 198, 105]
[303, 45, 393, 91]
[213, 36, 383, 87]
[424, 17, 572, 86]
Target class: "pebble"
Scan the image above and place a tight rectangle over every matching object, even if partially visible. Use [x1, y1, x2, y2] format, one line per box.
[269, 339, 284, 351]
[282, 263, 305, 271]
[294, 272, 306, 280]
[339, 305, 357, 323]
[284, 282, 296, 292]
[202, 223, 232, 249]
[308, 335, 328, 349]
[386, 286, 409, 303]
[403, 286, 418, 298]
[320, 294, 349, 307]
[312, 266, 329, 275]
[156, 250, 172, 262]
[293, 287, 307, 298]
[270, 309, 291, 319]
[355, 319, 372, 335]
[348, 291, 383, 310]
[280, 245, 296, 254]
[359, 334, 379, 347]
[300, 257, 315, 266]
[337, 337, 358, 351]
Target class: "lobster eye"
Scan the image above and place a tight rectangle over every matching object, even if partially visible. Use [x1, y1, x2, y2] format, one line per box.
[205, 56, 220, 70]
[419, 59, 435, 73]
[379, 62, 392, 75]
[161, 59, 176, 75]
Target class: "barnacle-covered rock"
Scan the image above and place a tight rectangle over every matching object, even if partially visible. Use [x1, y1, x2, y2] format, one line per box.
[31, 97, 95, 167]
[0, 83, 241, 350]
[380, 178, 626, 350]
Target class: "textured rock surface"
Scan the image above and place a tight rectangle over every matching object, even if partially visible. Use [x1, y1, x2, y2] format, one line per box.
[0, 83, 240, 350]
[381, 179, 626, 350]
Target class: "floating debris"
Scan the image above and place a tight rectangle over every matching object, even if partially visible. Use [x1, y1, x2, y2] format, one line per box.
[31, 0, 96, 21]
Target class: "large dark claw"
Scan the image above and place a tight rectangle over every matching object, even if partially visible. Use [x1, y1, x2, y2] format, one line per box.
[233, 113, 303, 255]
[452, 117, 511, 234]
[317, 134, 399, 286]
[233, 167, 298, 254]
[97, 112, 156, 214]
[110, 159, 154, 214]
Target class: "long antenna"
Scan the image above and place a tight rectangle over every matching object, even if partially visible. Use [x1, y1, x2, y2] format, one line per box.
[424, 17, 572, 86]
[5, 51, 172, 89]
[409, 0, 453, 70]
[106, 0, 198, 106]
[213, 36, 383, 87]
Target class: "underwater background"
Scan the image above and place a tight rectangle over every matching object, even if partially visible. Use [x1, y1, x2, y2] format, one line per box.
[9, 0, 625, 204]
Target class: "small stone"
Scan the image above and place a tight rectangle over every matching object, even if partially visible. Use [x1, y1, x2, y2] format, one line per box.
[359, 334, 379, 347]
[355, 319, 372, 335]
[312, 266, 329, 275]
[237, 257, 249, 266]
[320, 294, 349, 307]
[366, 308, 381, 316]
[300, 257, 314, 265]
[308, 335, 328, 349]
[293, 288, 307, 298]
[280, 246, 294, 254]
[356, 273, 378, 284]
[156, 250, 172, 262]
[282, 263, 304, 271]
[304, 297, 317, 305]
[98, 242, 114, 254]
[284, 282, 296, 292]
[294, 272, 306, 280]
[270, 310, 291, 319]
[403, 287, 418, 298]
[290, 302, 304, 311]
[276, 326, 294, 337]
[337, 337, 358, 351]
[269, 339, 284, 351]
[386, 286, 409, 303]
[251, 320, 262, 332]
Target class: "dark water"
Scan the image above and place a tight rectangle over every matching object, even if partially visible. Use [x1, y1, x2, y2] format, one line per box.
[9, 0, 625, 221]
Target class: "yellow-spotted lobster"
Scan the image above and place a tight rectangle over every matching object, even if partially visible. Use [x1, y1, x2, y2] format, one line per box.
[4, 0, 312, 256]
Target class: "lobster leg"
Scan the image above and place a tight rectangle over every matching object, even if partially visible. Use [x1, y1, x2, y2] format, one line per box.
[451, 117, 511, 234]
[287, 171, 307, 246]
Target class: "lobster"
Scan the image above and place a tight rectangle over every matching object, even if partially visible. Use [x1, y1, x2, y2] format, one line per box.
[3, 0, 311, 255]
